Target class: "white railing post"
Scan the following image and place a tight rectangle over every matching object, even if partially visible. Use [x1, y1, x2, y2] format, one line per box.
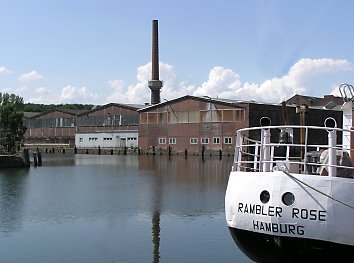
[328, 130, 337, 177]
[263, 128, 271, 172]
[235, 133, 243, 171]
[325, 117, 337, 177]
[254, 142, 259, 171]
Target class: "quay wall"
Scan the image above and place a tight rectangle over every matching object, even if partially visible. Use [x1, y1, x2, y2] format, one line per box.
[0, 151, 30, 168]
[24, 145, 235, 158]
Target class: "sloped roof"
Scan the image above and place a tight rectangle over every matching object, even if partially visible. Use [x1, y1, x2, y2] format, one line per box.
[77, 102, 145, 116]
[137, 95, 280, 112]
[28, 108, 82, 119]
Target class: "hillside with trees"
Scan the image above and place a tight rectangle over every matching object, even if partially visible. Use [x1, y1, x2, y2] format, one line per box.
[23, 103, 95, 112]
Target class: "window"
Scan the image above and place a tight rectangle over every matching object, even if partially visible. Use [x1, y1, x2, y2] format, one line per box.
[177, 112, 188, 123]
[224, 137, 232, 144]
[200, 111, 211, 122]
[158, 112, 167, 124]
[147, 113, 158, 124]
[168, 112, 178, 124]
[190, 138, 198, 144]
[201, 138, 209, 144]
[222, 110, 234, 122]
[159, 138, 166, 144]
[169, 138, 176, 144]
[235, 110, 244, 121]
[189, 111, 200, 123]
[79, 138, 83, 142]
[213, 137, 220, 144]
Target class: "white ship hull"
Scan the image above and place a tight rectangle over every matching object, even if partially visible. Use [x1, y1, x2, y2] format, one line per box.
[225, 171, 354, 262]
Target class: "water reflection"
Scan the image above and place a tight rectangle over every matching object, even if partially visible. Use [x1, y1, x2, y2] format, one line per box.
[141, 155, 233, 263]
[0, 168, 29, 235]
[0, 154, 245, 263]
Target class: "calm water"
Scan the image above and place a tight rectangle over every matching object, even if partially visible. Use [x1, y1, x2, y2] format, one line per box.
[0, 154, 252, 263]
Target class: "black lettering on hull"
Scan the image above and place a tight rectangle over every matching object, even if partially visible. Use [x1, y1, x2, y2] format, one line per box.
[252, 220, 304, 236]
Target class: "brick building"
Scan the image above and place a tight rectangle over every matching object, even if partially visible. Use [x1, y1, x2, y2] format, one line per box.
[138, 95, 248, 154]
[138, 95, 343, 154]
[24, 109, 79, 146]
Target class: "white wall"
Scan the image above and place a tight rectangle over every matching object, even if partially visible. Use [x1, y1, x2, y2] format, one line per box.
[75, 131, 138, 148]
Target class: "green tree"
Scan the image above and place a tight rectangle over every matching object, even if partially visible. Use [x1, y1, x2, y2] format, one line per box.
[0, 92, 26, 153]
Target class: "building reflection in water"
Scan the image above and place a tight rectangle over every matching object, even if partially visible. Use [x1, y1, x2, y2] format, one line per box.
[141, 154, 233, 263]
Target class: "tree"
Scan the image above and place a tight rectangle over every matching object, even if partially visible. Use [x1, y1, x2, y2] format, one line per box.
[0, 92, 26, 153]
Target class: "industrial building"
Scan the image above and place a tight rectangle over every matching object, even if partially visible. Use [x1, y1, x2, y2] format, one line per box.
[138, 95, 343, 154]
[21, 20, 347, 155]
[74, 103, 143, 148]
[23, 109, 78, 146]
[22, 95, 344, 154]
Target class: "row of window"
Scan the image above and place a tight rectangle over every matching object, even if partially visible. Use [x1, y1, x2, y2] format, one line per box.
[79, 137, 137, 142]
[25, 118, 75, 128]
[140, 109, 245, 124]
[158, 137, 233, 145]
[76, 115, 139, 127]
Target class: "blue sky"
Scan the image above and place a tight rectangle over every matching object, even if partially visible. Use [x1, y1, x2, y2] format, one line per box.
[1, 0, 354, 105]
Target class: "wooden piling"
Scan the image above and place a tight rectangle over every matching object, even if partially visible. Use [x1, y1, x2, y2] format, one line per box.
[33, 152, 38, 166]
[37, 151, 42, 166]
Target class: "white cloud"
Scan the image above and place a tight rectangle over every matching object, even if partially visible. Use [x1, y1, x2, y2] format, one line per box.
[106, 62, 176, 104]
[106, 58, 352, 105]
[36, 87, 51, 95]
[15, 86, 28, 93]
[0, 66, 11, 75]
[18, 70, 43, 81]
[106, 61, 193, 104]
[191, 58, 352, 103]
[27, 85, 98, 104]
[59, 85, 98, 103]
[27, 87, 55, 104]
[330, 83, 354, 97]
[108, 80, 124, 91]
[192, 67, 242, 98]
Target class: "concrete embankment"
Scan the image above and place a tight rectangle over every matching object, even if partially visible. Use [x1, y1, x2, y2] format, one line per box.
[0, 149, 30, 168]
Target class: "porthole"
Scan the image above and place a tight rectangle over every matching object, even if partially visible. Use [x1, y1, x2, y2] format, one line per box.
[282, 192, 295, 206]
[260, 190, 270, 204]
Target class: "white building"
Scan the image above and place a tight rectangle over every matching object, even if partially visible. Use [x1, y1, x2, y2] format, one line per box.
[75, 131, 138, 148]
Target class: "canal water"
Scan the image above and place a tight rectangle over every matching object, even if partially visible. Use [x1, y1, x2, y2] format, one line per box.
[0, 154, 252, 263]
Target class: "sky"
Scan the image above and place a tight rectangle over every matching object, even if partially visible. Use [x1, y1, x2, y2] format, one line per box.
[1, 0, 354, 105]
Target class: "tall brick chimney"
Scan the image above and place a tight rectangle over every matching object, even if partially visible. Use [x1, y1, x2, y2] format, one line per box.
[148, 20, 163, 105]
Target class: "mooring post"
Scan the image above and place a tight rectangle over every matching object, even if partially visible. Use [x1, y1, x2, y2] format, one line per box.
[37, 151, 42, 166]
[33, 152, 38, 167]
[23, 149, 30, 167]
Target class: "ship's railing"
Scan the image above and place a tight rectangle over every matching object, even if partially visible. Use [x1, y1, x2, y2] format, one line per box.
[232, 123, 354, 178]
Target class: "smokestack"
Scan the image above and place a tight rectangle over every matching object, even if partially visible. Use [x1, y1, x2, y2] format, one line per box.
[148, 20, 163, 105]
